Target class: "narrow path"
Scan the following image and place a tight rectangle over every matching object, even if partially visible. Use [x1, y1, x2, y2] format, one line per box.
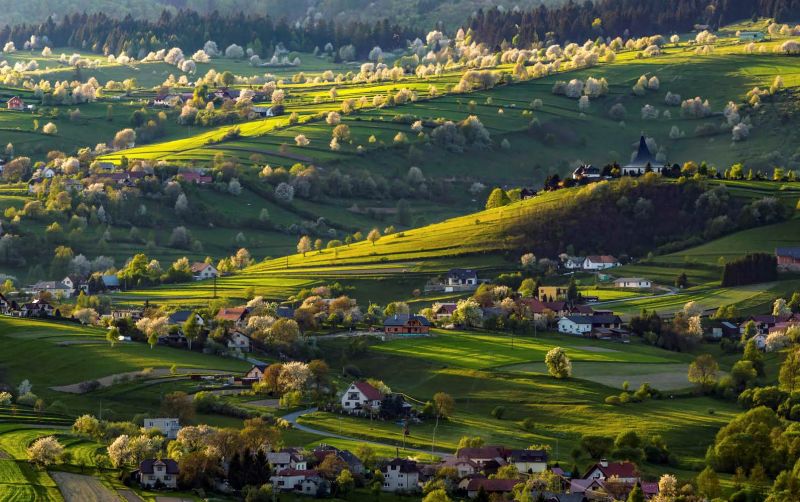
[281, 408, 449, 457]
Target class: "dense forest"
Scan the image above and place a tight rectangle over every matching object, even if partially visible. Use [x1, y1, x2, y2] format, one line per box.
[467, 0, 800, 47]
[0, 10, 416, 58]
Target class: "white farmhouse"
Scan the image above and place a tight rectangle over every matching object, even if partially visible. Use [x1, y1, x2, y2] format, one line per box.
[613, 277, 651, 288]
[190, 262, 218, 281]
[143, 418, 181, 439]
[341, 381, 384, 414]
[583, 255, 620, 270]
[557, 316, 594, 335]
[381, 458, 420, 492]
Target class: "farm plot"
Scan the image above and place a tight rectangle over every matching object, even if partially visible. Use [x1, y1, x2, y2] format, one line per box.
[49, 472, 118, 502]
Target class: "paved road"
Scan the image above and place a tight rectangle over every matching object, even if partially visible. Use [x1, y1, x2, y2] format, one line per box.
[282, 408, 449, 457]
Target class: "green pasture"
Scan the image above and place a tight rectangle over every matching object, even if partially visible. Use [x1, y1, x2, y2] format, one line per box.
[310, 334, 741, 472]
[0, 317, 248, 401]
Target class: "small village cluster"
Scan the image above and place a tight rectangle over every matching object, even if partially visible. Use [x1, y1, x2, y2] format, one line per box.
[133, 405, 653, 501]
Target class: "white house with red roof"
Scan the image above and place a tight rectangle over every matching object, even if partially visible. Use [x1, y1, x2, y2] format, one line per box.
[270, 468, 321, 492]
[583, 255, 620, 270]
[341, 381, 384, 414]
[583, 459, 639, 484]
[190, 262, 218, 281]
[6, 96, 24, 111]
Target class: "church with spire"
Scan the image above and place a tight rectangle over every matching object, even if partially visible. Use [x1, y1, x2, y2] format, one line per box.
[621, 135, 665, 175]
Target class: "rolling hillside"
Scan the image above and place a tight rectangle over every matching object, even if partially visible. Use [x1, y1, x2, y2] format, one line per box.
[113, 177, 800, 308]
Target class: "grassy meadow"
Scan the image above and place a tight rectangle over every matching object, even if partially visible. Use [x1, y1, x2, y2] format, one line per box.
[307, 329, 742, 477]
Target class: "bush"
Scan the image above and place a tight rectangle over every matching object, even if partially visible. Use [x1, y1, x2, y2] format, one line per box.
[521, 417, 536, 431]
[605, 395, 622, 405]
[491, 406, 506, 419]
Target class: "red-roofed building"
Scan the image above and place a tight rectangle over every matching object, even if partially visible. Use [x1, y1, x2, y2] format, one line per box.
[178, 172, 213, 184]
[215, 306, 248, 326]
[6, 96, 24, 111]
[583, 460, 639, 484]
[433, 302, 457, 321]
[341, 381, 384, 414]
[466, 478, 519, 498]
[583, 255, 620, 270]
[190, 262, 218, 281]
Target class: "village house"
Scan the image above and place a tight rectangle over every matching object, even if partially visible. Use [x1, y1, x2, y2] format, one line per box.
[216, 307, 249, 327]
[227, 331, 252, 352]
[381, 458, 420, 492]
[562, 256, 586, 270]
[572, 164, 602, 180]
[557, 314, 622, 336]
[439, 456, 478, 478]
[456, 446, 509, 467]
[267, 450, 307, 472]
[776, 247, 800, 272]
[613, 277, 651, 289]
[270, 469, 321, 493]
[519, 298, 571, 320]
[583, 255, 620, 270]
[62, 275, 89, 295]
[583, 459, 640, 484]
[190, 262, 218, 281]
[432, 302, 457, 321]
[383, 314, 431, 335]
[167, 310, 204, 327]
[740, 314, 792, 335]
[143, 418, 181, 439]
[509, 449, 548, 474]
[20, 299, 55, 317]
[26, 280, 73, 299]
[704, 320, 740, 339]
[101, 275, 121, 291]
[622, 136, 664, 176]
[538, 286, 568, 301]
[738, 30, 765, 41]
[6, 96, 24, 111]
[445, 268, 478, 290]
[138, 459, 179, 489]
[467, 478, 518, 499]
[252, 105, 274, 117]
[0, 292, 13, 314]
[111, 308, 143, 321]
[244, 363, 269, 383]
[341, 380, 384, 414]
[176, 171, 213, 184]
[312, 445, 364, 475]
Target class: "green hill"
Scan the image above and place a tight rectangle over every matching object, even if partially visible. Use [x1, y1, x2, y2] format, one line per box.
[113, 177, 799, 308]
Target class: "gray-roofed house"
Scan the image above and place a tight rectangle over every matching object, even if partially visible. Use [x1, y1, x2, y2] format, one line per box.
[558, 314, 622, 336]
[138, 458, 179, 488]
[167, 310, 204, 327]
[383, 314, 431, 335]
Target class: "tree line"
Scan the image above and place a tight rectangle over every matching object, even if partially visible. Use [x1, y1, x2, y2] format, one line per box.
[466, 0, 800, 48]
[0, 10, 416, 59]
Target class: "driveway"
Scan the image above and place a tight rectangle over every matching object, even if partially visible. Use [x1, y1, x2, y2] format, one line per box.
[282, 408, 449, 457]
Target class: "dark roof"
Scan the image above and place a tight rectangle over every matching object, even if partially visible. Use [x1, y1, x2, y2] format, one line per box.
[447, 268, 477, 280]
[457, 446, 508, 459]
[382, 458, 419, 473]
[467, 478, 518, 492]
[140, 458, 179, 474]
[276, 306, 295, 318]
[509, 449, 548, 463]
[101, 275, 120, 287]
[629, 136, 655, 166]
[777, 247, 800, 259]
[168, 310, 195, 324]
[383, 314, 431, 327]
